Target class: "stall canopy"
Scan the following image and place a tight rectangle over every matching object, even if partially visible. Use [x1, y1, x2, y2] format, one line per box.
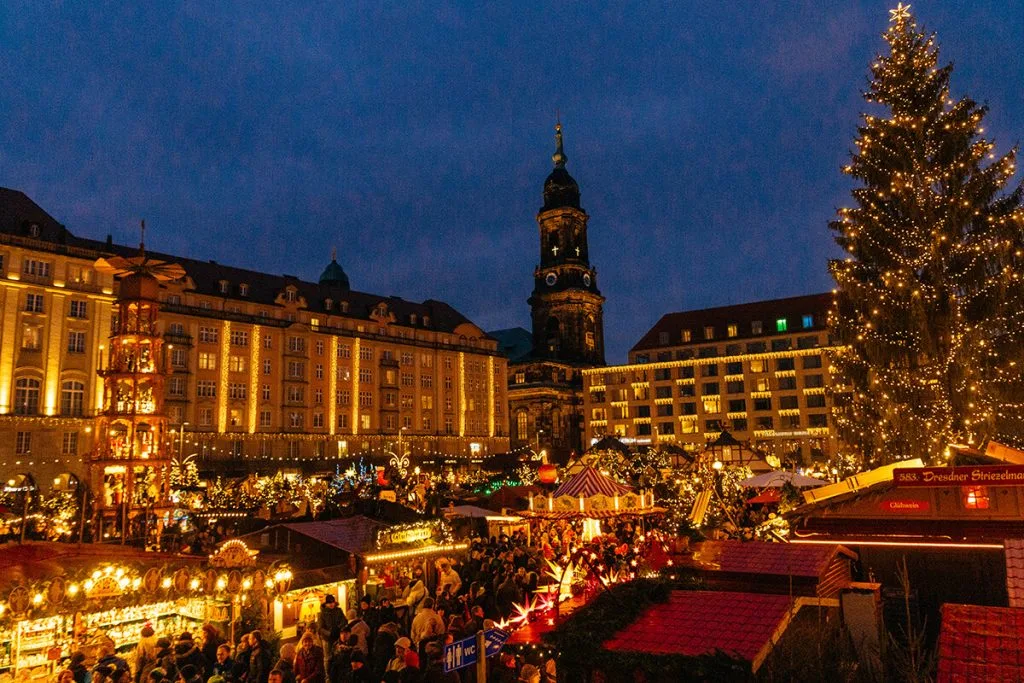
[447, 505, 519, 520]
[554, 467, 633, 498]
[740, 471, 826, 489]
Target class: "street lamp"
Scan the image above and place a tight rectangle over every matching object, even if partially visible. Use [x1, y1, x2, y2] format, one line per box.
[397, 426, 408, 457]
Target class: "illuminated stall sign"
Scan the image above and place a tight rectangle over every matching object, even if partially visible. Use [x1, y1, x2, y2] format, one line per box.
[894, 465, 1024, 487]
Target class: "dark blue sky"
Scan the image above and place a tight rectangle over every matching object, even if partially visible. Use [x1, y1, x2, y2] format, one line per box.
[2, 2, 1022, 362]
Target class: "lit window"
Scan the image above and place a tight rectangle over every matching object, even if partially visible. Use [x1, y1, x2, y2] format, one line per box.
[25, 293, 44, 313]
[751, 321, 763, 335]
[16, 431, 31, 454]
[239, 283, 249, 297]
[802, 314, 814, 328]
[703, 326, 714, 340]
[681, 329, 692, 343]
[776, 318, 788, 332]
[67, 331, 86, 354]
[69, 300, 88, 319]
[963, 486, 990, 510]
[62, 431, 78, 456]
[14, 377, 40, 414]
[219, 280, 229, 294]
[60, 381, 85, 416]
[727, 324, 738, 338]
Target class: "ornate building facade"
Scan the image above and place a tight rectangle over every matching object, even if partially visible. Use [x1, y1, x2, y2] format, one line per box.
[493, 125, 606, 462]
[582, 293, 840, 465]
[0, 187, 509, 489]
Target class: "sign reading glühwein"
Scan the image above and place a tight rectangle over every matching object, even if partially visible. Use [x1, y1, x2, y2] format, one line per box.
[893, 465, 1024, 487]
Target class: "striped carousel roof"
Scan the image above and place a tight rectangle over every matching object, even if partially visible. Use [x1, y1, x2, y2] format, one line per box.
[553, 466, 633, 498]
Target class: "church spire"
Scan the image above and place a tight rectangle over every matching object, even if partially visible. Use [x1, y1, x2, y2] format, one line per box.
[552, 120, 568, 169]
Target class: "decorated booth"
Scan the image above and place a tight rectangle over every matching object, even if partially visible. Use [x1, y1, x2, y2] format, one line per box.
[0, 540, 291, 674]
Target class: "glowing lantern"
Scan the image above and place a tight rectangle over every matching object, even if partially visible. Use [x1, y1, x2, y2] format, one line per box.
[538, 464, 558, 485]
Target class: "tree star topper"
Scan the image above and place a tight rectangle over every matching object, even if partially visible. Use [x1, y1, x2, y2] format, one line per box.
[889, 3, 911, 23]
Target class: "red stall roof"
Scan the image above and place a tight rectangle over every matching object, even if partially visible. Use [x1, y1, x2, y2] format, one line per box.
[937, 603, 1024, 683]
[1006, 539, 1024, 609]
[603, 590, 794, 669]
[685, 540, 855, 580]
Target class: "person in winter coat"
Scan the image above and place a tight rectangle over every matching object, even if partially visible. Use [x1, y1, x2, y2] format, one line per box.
[410, 598, 445, 650]
[210, 645, 235, 681]
[370, 623, 399, 682]
[326, 633, 355, 683]
[435, 561, 461, 597]
[421, 643, 459, 683]
[344, 652, 373, 683]
[401, 578, 427, 616]
[317, 595, 346, 646]
[68, 652, 89, 683]
[199, 625, 224, 667]
[95, 643, 130, 679]
[135, 626, 160, 683]
[293, 633, 325, 683]
[231, 635, 251, 683]
[172, 637, 209, 681]
[247, 632, 274, 683]
[271, 643, 296, 683]
[345, 610, 370, 657]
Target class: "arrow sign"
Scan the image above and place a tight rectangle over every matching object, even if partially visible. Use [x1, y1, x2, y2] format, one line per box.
[444, 628, 510, 673]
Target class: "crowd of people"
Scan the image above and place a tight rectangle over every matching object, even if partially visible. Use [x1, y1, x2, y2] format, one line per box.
[50, 532, 558, 683]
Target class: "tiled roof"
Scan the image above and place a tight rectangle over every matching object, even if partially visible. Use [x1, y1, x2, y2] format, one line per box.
[687, 540, 853, 579]
[0, 187, 489, 339]
[937, 603, 1024, 683]
[274, 516, 389, 554]
[1006, 539, 1024, 608]
[604, 590, 793, 662]
[631, 292, 832, 352]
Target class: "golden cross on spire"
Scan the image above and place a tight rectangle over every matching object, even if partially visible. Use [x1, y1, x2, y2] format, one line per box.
[889, 2, 911, 23]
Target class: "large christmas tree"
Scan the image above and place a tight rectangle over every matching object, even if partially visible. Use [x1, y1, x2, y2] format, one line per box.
[830, 3, 1024, 466]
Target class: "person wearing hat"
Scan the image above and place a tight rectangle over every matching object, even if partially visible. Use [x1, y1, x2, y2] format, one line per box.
[293, 632, 324, 683]
[317, 594, 345, 654]
[173, 634, 210, 681]
[385, 638, 417, 677]
[346, 652, 373, 683]
[517, 664, 541, 683]
[345, 609, 370, 657]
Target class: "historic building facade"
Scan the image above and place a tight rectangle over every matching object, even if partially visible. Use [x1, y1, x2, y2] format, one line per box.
[582, 293, 840, 465]
[493, 124, 606, 462]
[0, 187, 509, 487]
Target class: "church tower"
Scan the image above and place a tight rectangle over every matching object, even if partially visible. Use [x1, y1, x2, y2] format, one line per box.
[528, 123, 606, 366]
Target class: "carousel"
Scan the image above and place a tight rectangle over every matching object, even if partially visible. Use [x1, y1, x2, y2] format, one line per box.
[520, 466, 665, 540]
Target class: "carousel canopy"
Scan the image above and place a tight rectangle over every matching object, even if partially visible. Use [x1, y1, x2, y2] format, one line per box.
[553, 466, 633, 498]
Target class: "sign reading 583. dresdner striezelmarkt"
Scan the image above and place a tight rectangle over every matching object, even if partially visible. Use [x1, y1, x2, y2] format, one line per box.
[893, 465, 1024, 487]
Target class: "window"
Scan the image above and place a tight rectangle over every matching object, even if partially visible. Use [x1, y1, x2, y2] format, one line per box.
[754, 397, 772, 411]
[727, 324, 738, 338]
[337, 390, 350, 406]
[313, 340, 323, 356]
[421, 375, 433, 389]
[289, 413, 303, 428]
[962, 486, 990, 510]
[747, 341, 767, 354]
[656, 404, 673, 417]
[229, 408, 242, 426]
[514, 373, 525, 385]
[421, 354, 433, 368]
[756, 416, 774, 430]
[400, 352, 413, 366]
[751, 321, 763, 335]
[359, 369, 372, 383]
[803, 355, 823, 369]
[445, 417, 454, 434]
[263, 334, 273, 349]
[312, 413, 324, 428]
[420, 395, 433, 411]
[168, 377, 186, 397]
[198, 407, 213, 426]
[197, 380, 217, 397]
[779, 395, 799, 410]
[698, 346, 717, 358]
[287, 336, 305, 354]
[802, 314, 814, 329]
[170, 347, 185, 367]
[360, 414, 371, 430]
[678, 384, 695, 398]
[702, 382, 719, 395]
[778, 376, 797, 390]
[702, 395, 721, 414]
[359, 391, 373, 407]
[262, 359, 272, 376]
[680, 419, 698, 434]
[60, 380, 85, 416]
[229, 383, 247, 400]
[199, 352, 217, 370]
[15, 431, 31, 454]
[655, 386, 672, 399]
[69, 300, 88, 319]
[199, 327, 218, 343]
[219, 281, 229, 294]
[67, 330, 86, 354]
[804, 374, 825, 388]
[25, 293, 44, 313]
[359, 346, 373, 361]
[633, 386, 649, 401]
[749, 359, 767, 373]
[658, 421, 674, 435]
[797, 335, 820, 350]
[444, 395, 453, 411]
[338, 344, 351, 359]
[422, 414, 432, 430]
[14, 377, 40, 414]
[776, 318, 788, 332]
[701, 364, 718, 377]
[703, 326, 715, 340]
[776, 357, 795, 371]
[22, 259, 50, 278]
[726, 380, 744, 394]
[636, 424, 652, 436]
[771, 338, 793, 352]
[401, 373, 414, 387]
[262, 384, 271, 400]
[658, 331, 670, 345]
[726, 361, 743, 375]
[287, 386, 305, 403]
[678, 366, 695, 379]
[681, 329, 692, 343]
[62, 431, 78, 456]
[239, 283, 249, 297]
[230, 330, 249, 346]
[755, 377, 771, 392]
[229, 356, 246, 373]
[516, 412, 528, 441]
[728, 399, 746, 413]
[260, 409, 272, 427]
[806, 394, 827, 408]
[732, 418, 748, 432]
[808, 413, 828, 427]
[288, 361, 305, 379]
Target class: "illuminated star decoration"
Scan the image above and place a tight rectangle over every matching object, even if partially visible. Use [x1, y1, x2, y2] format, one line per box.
[889, 3, 911, 23]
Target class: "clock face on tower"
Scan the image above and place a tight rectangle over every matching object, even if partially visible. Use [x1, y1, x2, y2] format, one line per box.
[545, 272, 558, 287]
[583, 273, 591, 287]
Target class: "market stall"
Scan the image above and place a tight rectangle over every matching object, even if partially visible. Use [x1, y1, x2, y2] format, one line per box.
[0, 540, 292, 674]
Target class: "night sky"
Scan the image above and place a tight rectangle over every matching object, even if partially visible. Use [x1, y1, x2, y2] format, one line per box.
[2, 2, 1022, 362]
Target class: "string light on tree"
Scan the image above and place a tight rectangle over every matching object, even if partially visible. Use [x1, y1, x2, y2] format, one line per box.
[829, 4, 1024, 466]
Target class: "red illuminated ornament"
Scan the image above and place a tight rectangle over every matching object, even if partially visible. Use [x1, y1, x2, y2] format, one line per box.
[538, 464, 558, 485]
